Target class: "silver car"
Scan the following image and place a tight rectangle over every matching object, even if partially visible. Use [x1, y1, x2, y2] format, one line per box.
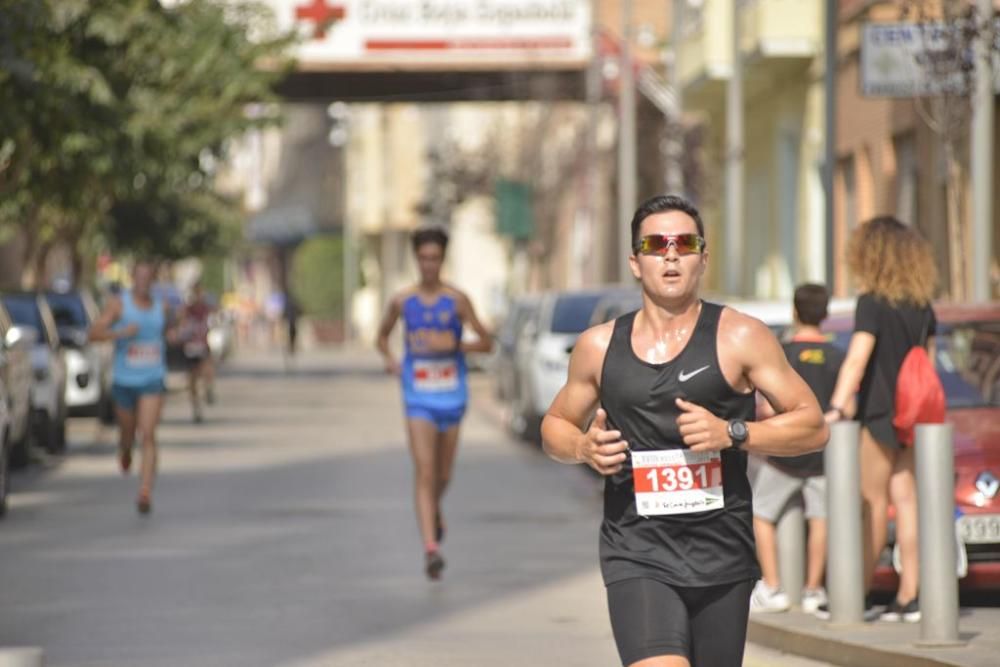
[46, 289, 113, 421]
[0, 301, 36, 469]
[509, 286, 635, 442]
[1, 293, 68, 454]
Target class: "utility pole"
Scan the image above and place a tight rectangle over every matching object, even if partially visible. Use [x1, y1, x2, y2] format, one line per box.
[824, 0, 837, 289]
[725, 0, 745, 296]
[585, 0, 601, 285]
[618, 0, 638, 283]
[666, 0, 685, 196]
[971, 0, 994, 302]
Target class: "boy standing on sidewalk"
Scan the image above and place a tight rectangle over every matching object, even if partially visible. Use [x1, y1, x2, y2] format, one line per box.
[751, 284, 848, 613]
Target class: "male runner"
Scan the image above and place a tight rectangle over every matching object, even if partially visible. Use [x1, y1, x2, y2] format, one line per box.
[376, 228, 492, 580]
[541, 195, 828, 666]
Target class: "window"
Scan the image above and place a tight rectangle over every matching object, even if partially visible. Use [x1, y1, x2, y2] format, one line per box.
[894, 133, 918, 225]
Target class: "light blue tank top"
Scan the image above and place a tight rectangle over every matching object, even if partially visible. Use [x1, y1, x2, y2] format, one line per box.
[112, 290, 166, 387]
[401, 294, 468, 409]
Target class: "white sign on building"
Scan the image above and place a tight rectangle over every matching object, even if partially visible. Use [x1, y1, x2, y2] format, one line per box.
[260, 0, 591, 69]
[861, 22, 1000, 97]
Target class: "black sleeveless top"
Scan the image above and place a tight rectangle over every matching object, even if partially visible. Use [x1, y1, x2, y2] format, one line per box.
[598, 302, 760, 588]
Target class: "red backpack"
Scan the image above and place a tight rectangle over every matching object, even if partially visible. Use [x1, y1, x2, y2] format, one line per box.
[893, 310, 946, 446]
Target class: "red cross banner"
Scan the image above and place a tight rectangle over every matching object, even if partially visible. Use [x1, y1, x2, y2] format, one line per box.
[260, 0, 590, 69]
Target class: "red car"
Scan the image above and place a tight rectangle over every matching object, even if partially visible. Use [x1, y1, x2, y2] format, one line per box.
[825, 302, 1000, 592]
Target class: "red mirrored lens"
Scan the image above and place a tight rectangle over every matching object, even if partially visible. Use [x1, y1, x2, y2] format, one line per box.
[637, 234, 705, 255]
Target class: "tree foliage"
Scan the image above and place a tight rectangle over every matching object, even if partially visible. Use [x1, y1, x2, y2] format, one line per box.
[0, 0, 295, 283]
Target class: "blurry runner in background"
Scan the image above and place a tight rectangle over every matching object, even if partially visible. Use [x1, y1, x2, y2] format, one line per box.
[89, 260, 177, 515]
[376, 228, 493, 581]
[181, 282, 216, 423]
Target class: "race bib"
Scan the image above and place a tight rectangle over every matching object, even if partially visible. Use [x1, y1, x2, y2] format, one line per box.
[632, 449, 724, 516]
[413, 359, 459, 392]
[126, 342, 161, 368]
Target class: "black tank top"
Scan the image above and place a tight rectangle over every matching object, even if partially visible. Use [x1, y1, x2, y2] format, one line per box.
[598, 302, 760, 588]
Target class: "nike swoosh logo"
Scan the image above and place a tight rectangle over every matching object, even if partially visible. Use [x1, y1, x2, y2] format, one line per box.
[678, 365, 710, 382]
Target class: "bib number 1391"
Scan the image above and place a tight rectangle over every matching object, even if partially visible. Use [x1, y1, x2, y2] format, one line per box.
[631, 449, 724, 516]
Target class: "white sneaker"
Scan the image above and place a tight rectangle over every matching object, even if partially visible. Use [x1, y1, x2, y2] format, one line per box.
[750, 580, 790, 613]
[801, 587, 828, 614]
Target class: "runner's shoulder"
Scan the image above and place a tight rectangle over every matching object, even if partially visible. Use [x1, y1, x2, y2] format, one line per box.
[572, 321, 615, 365]
[440, 283, 469, 304]
[718, 306, 781, 356]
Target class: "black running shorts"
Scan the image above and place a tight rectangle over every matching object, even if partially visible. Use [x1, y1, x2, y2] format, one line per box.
[606, 577, 754, 667]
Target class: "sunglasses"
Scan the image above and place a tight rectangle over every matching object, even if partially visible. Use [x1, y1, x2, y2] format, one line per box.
[635, 234, 706, 256]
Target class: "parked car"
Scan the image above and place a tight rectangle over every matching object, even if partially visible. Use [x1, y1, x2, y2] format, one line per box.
[1, 292, 68, 453]
[0, 374, 10, 516]
[45, 288, 113, 421]
[0, 301, 36, 467]
[493, 295, 540, 402]
[825, 302, 1000, 592]
[509, 286, 634, 441]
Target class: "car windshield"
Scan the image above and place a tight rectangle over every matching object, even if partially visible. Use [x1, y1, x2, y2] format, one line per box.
[551, 294, 603, 334]
[2, 295, 43, 333]
[832, 320, 1000, 409]
[45, 292, 89, 328]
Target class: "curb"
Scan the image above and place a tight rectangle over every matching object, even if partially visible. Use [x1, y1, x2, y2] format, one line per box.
[748, 614, 967, 667]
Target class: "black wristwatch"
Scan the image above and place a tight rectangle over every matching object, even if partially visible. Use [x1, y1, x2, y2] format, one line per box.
[727, 419, 749, 450]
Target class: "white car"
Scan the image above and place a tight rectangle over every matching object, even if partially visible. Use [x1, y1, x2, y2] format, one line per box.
[0, 374, 11, 516]
[45, 289, 113, 421]
[1, 293, 68, 454]
[510, 286, 635, 441]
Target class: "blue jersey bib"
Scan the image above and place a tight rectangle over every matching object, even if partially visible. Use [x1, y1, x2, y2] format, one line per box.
[112, 290, 166, 387]
[401, 294, 468, 410]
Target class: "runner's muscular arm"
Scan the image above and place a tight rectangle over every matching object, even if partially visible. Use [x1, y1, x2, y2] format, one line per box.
[376, 294, 404, 375]
[541, 324, 628, 475]
[677, 313, 828, 456]
[455, 292, 493, 354]
[87, 297, 132, 343]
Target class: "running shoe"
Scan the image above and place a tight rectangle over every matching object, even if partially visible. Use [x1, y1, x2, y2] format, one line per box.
[801, 588, 828, 614]
[880, 597, 920, 623]
[813, 595, 880, 622]
[137, 491, 152, 515]
[425, 550, 445, 581]
[750, 580, 790, 613]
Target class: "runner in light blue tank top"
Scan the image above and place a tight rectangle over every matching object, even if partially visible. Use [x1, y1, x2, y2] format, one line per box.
[377, 228, 493, 581]
[90, 261, 176, 516]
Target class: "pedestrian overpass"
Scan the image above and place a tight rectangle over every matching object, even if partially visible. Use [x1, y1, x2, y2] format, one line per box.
[264, 0, 593, 102]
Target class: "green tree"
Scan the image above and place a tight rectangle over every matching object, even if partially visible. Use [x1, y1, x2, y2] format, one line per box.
[0, 0, 295, 284]
[290, 236, 344, 320]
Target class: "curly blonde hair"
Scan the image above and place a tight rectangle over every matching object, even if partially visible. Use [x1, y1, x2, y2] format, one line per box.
[846, 216, 938, 305]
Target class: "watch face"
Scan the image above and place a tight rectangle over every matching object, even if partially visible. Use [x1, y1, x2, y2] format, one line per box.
[731, 420, 748, 440]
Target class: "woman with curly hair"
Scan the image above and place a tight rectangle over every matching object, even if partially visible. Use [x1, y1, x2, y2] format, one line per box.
[822, 216, 939, 623]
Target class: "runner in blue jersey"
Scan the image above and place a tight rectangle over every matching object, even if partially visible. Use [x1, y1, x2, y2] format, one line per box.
[377, 228, 493, 580]
[90, 260, 179, 515]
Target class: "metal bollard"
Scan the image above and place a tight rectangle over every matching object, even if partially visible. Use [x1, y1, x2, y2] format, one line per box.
[0, 647, 44, 667]
[915, 423, 963, 646]
[825, 421, 864, 624]
[776, 497, 805, 607]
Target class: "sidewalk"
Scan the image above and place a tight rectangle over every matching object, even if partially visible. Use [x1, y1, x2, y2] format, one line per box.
[466, 366, 1000, 667]
[749, 607, 1000, 667]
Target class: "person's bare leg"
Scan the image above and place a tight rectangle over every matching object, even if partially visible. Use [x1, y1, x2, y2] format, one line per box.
[889, 448, 919, 603]
[135, 394, 164, 512]
[187, 366, 201, 422]
[753, 517, 781, 589]
[860, 428, 894, 590]
[406, 418, 441, 552]
[806, 518, 827, 590]
[115, 404, 137, 474]
[434, 424, 461, 541]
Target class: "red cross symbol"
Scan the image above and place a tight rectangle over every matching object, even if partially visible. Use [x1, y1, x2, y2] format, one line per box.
[295, 0, 346, 40]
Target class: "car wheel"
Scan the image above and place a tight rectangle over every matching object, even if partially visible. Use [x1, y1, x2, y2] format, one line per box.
[99, 392, 115, 425]
[9, 424, 30, 469]
[0, 429, 9, 517]
[51, 413, 67, 454]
